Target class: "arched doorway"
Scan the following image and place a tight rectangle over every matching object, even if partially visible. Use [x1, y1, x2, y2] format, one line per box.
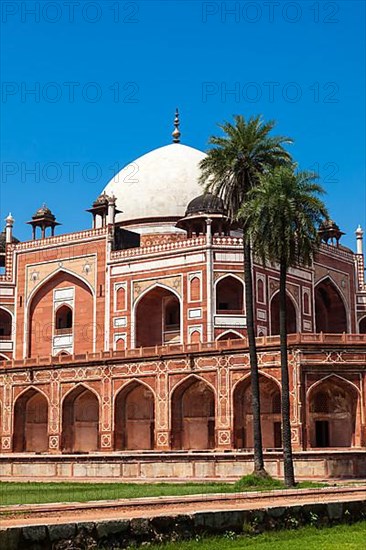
[270, 293, 297, 335]
[308, 377, 358, 447]
[13, 389, 48, 452]
[115, 382, 155, 450]
[135, 286, 181, 347]
[315, 279, 347, 333]
[359, 317, 366, 334]
[234, 375, 282, 449]
[0, 308, 12, 340]
[62, 386, 99, 452]
[216, 276, 244, 314]
[171, 377, 215, 450]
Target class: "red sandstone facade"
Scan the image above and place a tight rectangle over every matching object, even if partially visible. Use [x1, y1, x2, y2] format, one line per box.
[0, 142, 365, 458]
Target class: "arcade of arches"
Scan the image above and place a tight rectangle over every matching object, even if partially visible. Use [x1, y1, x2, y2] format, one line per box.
[9, 373, 361, 453]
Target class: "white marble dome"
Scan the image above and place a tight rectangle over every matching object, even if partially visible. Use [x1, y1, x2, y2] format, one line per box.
[102, 143, 206, 229]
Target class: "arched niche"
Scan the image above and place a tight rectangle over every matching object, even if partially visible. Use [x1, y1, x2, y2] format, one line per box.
[115, 381, 155, 450]
[308, 377, 358, 448]
[55, 305, 73, 333]
[233, 375, 281, 450]
[0, 308, 12, 339]
[13, 389, 48, 452]
[171, 377, 215, 450]
[359, 317, 366, 334]
[62, 386, 99, 453]
[135, 286, 181, 347]
[28, 271, 93, 357]
[270, 292, 297, 335]
[315, 278, 347, 333]
[216, 276, 244, 314]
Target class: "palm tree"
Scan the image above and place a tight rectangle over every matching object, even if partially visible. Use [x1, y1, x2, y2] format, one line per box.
[240, 166, 328, 486]
[199, 115, 293, 476]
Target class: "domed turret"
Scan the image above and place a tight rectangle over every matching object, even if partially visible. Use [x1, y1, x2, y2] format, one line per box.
[318, 218, 345, 247]
[27, 204, 60, 240]
[176, 193, 230, 238]
[185, 193, 226, 217]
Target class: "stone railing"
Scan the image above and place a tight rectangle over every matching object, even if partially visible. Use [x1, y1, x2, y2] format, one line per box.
[13, 227, 107, 252]
[110, 236, 206, 260]
[212, 236, 243, 247]
[1, 332, 365, 369]
[319, 242, 354, 261]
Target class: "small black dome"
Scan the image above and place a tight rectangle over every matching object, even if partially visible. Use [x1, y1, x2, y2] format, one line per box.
[185, 193, 226, 217]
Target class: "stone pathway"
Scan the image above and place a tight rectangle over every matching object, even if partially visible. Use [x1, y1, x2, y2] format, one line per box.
[1, 486, 365, 529]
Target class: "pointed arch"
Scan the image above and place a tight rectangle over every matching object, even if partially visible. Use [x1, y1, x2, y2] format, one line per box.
[0, 353, 10, 361]
[306, 373, 361, 398]
[27, 268, 95, 305]
[134, 283, 182, 348]
[270, 290, 298, 335]
[315, 276, 348, 333]
[55, 304, 73, 332]
[359, 316, 366, 334]
[169, 373, 217, 399]
[216, 329, 244, 341]
[0, 307, 13, 339]
[13, 388, 49, 452]
[27, 269, 94, 358]
[215, 274, 244, 314]
[233, 373, 282, 450]
[61, 384, 100, 452]
[232, 370, 281, 394]
[189, 276, 201, 302]
[114, 380, 155, 450]
[171, 375, 215, 450]
[307, 374, 359, 448]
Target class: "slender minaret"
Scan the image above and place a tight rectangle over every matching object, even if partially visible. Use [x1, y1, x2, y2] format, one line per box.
[172, 108, 181, 143]
[356, 225, 364, 255]
[5, 213, 14, 244]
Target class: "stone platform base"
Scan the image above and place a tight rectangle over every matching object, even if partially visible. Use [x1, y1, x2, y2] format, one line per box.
[1, 450, 366, 481]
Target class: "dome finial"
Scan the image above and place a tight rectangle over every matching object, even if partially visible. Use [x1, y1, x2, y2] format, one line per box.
[172, 108, 181, 143]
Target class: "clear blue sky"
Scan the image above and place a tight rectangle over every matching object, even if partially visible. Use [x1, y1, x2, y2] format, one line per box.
[1, 0, 365, 249]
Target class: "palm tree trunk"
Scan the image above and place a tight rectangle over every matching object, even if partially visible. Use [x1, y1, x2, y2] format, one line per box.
[243, 240, 266, 475]
[279, 259, 296, 487]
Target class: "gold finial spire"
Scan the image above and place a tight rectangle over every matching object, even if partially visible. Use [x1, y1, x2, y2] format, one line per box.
[172, 108, 181, 143]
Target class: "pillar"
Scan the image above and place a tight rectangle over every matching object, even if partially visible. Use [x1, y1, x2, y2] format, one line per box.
[5, 213, 14, 244]
[356, 225, 364, 255]
[155, 365, 170, 450]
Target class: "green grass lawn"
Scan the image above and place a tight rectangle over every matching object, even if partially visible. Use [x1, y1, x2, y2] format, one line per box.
[0, 476, 325, 506]
[148, 523, 366, 550]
